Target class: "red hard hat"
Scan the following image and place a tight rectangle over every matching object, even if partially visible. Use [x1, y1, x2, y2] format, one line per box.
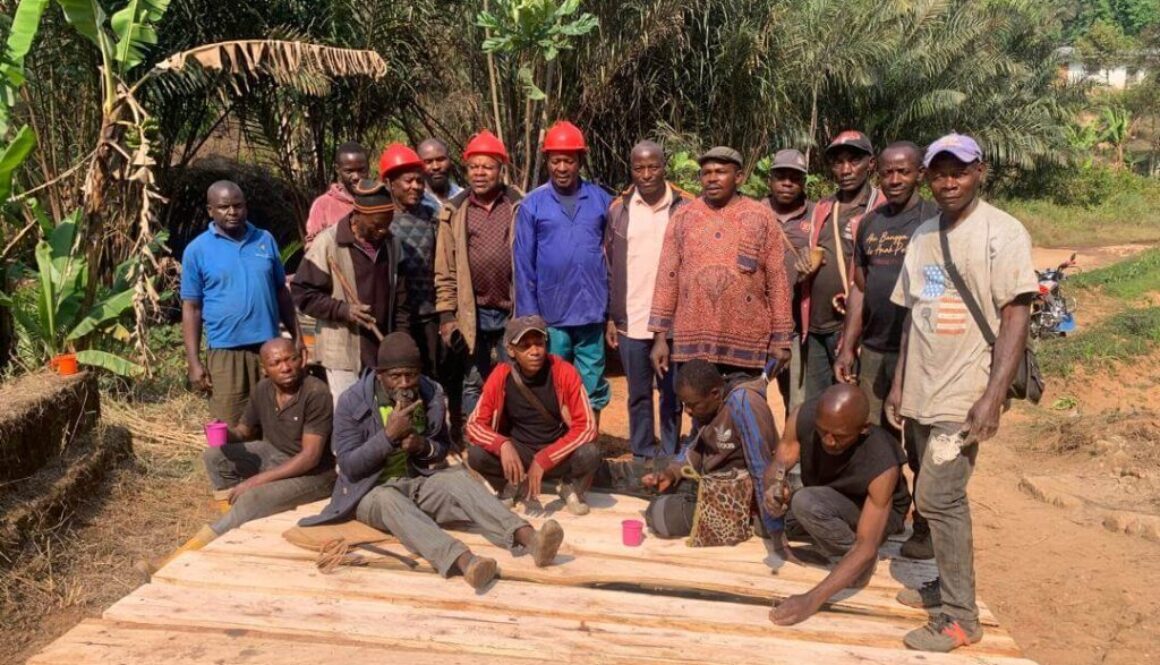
[542, 120, 587, 152]
[379, 143, 424, 178]
[463, 129, 509, 163]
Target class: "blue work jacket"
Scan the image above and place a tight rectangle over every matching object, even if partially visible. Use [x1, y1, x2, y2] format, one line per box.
[513, 180, 612, 327]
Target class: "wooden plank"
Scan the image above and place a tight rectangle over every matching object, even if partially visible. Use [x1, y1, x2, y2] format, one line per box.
[28, 619, 535, 665]
[154, 550, 1022, 657]
[205, 521, 963, 625]
[103, 583, 1035, 665]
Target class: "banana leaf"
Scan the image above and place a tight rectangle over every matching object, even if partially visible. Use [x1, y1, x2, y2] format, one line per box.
[66, 288, 135, 341]
[76, 349, 143, 377]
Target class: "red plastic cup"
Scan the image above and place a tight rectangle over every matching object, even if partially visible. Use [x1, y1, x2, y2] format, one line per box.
[622, 519, 644, 547]
[52, 353, 78, 376]
[204, 420, 228, 447]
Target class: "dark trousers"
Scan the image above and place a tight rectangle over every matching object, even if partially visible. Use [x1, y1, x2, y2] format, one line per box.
[413, 315, 464, 445]
[467, 440, 601, 493]
[785, 485, 904, 558]
[803, 330, 841, 403]
[618, 335, 680, 459]
[462, 307, 510, 418]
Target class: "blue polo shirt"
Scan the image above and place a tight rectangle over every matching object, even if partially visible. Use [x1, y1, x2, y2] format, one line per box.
[180, 221, 285, 349]
[513, 180, 611, 327]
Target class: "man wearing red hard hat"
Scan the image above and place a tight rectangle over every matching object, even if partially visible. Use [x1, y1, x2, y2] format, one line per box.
[434, 129, 523, 421]
[511, 120, 611, 506]
[380, 143, 448, 406]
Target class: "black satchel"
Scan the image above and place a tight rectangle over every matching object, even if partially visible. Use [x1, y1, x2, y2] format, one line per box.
[938, 223, 1044, 404]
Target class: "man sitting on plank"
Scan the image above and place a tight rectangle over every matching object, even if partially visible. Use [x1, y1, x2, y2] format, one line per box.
[300, 332, 564, 590]
[466, 315, 602, 515]
[641, 360, 782, 539]
[764, 383, 910, 625]
[197, 338, 338, 544]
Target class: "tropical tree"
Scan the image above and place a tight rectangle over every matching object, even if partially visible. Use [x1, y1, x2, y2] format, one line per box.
[1099, 105, 1134, 168]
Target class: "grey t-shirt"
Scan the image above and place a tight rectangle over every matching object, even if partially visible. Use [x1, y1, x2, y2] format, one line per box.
[891, 200, 1037, 423]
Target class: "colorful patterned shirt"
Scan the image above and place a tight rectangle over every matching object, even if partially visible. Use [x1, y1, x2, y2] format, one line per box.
[648, 196, 794, 369]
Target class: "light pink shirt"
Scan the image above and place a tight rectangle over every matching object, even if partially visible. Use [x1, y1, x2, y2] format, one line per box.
[625, 187, 674, 339]
[305, 183, 355, 245]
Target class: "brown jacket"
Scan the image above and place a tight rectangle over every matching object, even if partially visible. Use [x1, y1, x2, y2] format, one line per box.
[434, 186, 523, 353]
[291, 216, 408, 372]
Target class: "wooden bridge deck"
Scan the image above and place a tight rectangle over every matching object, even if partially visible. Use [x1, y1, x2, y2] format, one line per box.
[28, 492, 1036, 665]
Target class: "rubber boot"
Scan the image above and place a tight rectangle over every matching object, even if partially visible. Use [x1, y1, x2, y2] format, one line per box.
[137, 525, 219, 579]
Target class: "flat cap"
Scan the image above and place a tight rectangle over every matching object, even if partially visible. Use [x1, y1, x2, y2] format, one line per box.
[770, 149, 808, 173]
[697, 146, 744, 168]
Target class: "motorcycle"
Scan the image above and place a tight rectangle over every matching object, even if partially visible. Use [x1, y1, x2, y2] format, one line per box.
[1030, 252, 1078, 339]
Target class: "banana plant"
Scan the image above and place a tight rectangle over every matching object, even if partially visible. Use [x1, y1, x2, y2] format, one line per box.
[0, 208, 143, 376]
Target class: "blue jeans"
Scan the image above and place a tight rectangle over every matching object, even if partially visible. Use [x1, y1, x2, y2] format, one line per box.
[548, 323, 611, 410]
[463, 307, 509, 417]
[618, 335, 680, 459]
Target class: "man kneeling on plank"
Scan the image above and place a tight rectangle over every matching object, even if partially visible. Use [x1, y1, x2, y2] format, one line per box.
[640, 360, 784, 540]
[300, 332, 564, 590]
[764, 384, 911, 625]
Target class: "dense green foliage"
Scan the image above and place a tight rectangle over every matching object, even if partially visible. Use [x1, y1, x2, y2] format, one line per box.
[1070, 247, 1160, 299]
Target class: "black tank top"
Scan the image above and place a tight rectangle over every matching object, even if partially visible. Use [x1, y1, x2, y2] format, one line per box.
[796, 398, 911, 517]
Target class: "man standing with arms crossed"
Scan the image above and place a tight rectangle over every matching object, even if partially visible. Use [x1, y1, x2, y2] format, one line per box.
[887, 134, 1036, 652]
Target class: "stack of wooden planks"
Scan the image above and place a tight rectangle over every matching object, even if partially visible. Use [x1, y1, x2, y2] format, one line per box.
[28, 492, 1037, 664]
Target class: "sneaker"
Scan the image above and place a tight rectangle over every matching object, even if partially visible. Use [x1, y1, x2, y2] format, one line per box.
[529, 519, 565, 567]
[559, 482, 590, 516]
[461, 555, 498, 590]
[900, 521, 934, 559]
[896, 578, 942, 609]
[904, 613, 983, 652]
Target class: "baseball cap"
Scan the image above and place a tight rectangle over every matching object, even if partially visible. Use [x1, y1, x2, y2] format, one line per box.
[697, 146, 744, 168]
[923, 133, 983, 168]
[504, 315, 549, 347]
[770, 149, 807, 173]
[825, 130, 873, 157]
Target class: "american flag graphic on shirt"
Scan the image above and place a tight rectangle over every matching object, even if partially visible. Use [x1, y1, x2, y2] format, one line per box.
[919, 265, 969, 336]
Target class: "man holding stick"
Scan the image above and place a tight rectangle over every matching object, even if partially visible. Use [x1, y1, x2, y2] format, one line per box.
[292, 179, 410, 405]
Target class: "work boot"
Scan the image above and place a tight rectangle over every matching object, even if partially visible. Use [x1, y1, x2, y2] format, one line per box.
[461, 555, 498, 590]
[529, 519, 565, 567]
[559, 482, 590, 516]
[896, 578, 942, 609]
[903, 613, 983, 652]
[900, 519, 934, 559]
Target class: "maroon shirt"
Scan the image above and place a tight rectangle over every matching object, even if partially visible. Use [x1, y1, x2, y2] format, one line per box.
[466, 193, 514, 311]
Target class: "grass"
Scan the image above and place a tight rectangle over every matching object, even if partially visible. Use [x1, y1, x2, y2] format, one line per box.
[1069, 247, 1160, 300]
[1037, 306, 1160, 376]
[999, 188, 1160, 248]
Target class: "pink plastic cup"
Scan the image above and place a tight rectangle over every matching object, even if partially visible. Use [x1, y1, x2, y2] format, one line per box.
[204, 420, 228, 447]
[622, 519, 644, 547]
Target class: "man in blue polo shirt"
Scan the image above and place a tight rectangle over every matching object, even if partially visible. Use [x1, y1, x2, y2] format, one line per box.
[514, 121, 612, 423]
[182, 180, 301, 425]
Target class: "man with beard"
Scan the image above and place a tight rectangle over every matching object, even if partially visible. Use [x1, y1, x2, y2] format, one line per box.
[301, 332, 567, 591]
[419, 138, 463, 214]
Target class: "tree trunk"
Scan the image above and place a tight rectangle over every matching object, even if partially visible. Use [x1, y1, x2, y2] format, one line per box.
[530, 59, 555, 192]
[805, 83, 819, 171]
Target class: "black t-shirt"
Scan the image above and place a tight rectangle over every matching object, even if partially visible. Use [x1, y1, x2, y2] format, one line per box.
[240, 376, 335, 471]
[810, 195, 867, 333]
[855, 199, 939, 352]
[503, 361, 566, 447]
[795, 398, 910, 517]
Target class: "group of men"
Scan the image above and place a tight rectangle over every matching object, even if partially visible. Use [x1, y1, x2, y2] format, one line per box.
[178, 122, 1036, 654]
